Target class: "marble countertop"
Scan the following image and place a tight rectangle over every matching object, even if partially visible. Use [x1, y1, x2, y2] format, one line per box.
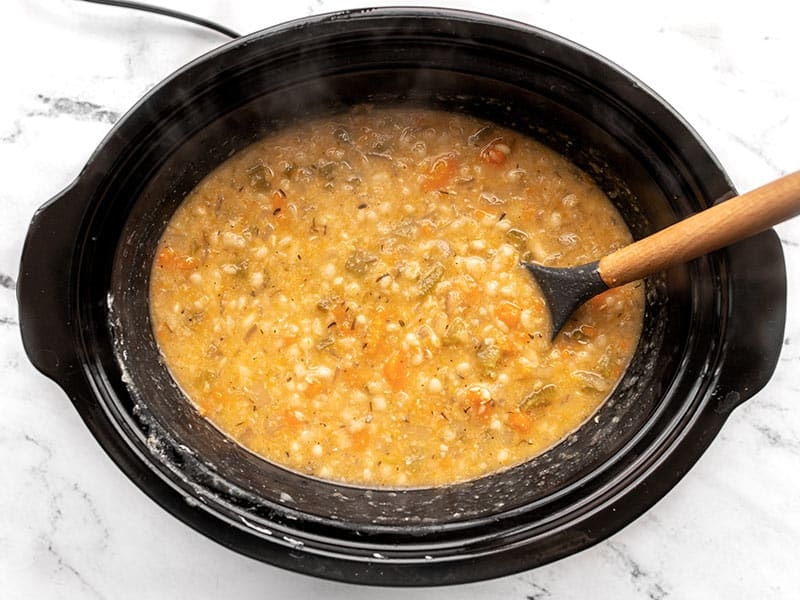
[2, 0, 798, 597]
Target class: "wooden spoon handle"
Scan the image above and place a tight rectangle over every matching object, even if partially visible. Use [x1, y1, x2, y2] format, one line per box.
[598, 170, 800, 287]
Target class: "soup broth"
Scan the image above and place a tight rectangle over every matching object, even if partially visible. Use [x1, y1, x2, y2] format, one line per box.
[150, 107, 644, 487]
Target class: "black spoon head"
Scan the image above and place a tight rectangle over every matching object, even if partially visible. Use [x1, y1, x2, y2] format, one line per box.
[522, 260, 608, 340]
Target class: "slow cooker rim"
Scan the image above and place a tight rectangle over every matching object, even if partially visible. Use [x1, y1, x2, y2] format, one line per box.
[83, 8, 731, 535]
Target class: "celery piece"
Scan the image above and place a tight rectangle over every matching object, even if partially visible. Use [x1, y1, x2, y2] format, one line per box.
[418, 262, 445, 295]
[345, 250, 378, 276]
[246, 164, 272, 192]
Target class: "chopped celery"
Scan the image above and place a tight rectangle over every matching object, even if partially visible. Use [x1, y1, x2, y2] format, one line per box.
[345, 250, 378, 275]
[246, 164, 272, 192]
[418, 262, 445, 295]
[519, 384, 557, 411]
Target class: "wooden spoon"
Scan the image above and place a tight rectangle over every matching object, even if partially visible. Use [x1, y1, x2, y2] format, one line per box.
[523, 170, 800, 339]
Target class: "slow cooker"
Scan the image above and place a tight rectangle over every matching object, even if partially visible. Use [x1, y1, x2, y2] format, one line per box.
[17, 8, 786, 585]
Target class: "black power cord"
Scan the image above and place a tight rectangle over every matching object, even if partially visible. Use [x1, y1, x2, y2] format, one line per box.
[76, 0, 241, 39]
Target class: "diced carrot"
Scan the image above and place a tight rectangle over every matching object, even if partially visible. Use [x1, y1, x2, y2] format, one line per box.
[281, 409, 303, 429]
[495, 300, 522, 329]
[155, 246, 196, 270]
[459, 277, 481, 306]
[348, 428, 371, 452]
[271, 190, 288, 221]
[383, 350, 408, 392]
[303, 379, 326, 398]
[437, 456, 453, 471]
[507, 410, 533, 434]
[480, 139, 510, 165]
[481, 146, 506, 165]
[473, 208, 495, 221]
[155, 246, 175, 267]
[275, 335, 297, 349]
[419, 221, 437, 237]
[466, 386, 492, 419]
[421, 155, 458, 192]
[497, 330, 528, 357]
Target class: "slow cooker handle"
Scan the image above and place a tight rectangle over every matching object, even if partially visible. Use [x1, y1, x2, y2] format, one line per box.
[18, 182, 85, 385]
[711, 228, 787, 412]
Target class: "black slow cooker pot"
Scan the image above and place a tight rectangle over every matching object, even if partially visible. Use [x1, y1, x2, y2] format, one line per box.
[17, 8, 786, 586]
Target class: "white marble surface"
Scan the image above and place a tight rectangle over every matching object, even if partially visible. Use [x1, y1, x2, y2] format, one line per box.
[2, 0, 799, 597]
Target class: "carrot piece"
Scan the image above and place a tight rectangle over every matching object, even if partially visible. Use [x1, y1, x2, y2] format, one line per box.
[421, 155, 458, 192]
[481, 145, 507, 165]
[155, 246, 175, 267]
[495, 300, 522, 329]
[275, 335, 297, 349]
[155, 246, 196, 270]
[281, 410, 303, 428]
[348, 428, 371, 452]
[459, 277, 481, 306]
[419, 220, 437, 237]
[497, 330, 528, 357]
[303, 379, 326, 398]
[466, 386, 492, 419]
[383, 350, 408, 392]
[271, 189, 288, 221]
[480, 139, 510, 165]
[507, 410, 533, 434]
